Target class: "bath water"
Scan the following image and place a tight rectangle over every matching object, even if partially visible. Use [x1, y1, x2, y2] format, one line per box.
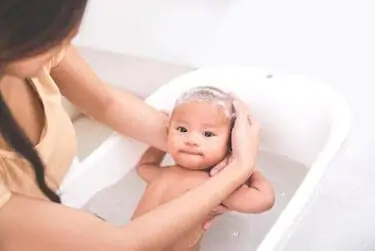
[84, 151, 307, 251]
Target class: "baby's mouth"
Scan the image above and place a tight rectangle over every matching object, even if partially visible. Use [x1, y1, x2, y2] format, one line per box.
[179, 150, 203, 156]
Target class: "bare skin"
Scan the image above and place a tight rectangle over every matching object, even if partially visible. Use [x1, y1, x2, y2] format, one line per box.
[131, 102, 274, 251]
[132, 165, 209, 251]
[132, 150, 274, 251]
[0, 41, 261, 251]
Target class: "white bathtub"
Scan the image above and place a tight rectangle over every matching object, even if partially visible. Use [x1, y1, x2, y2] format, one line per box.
[60, 57, 350, 250]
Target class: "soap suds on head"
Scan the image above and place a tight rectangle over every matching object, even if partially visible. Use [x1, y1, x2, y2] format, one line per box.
[174, 86, 235, 119]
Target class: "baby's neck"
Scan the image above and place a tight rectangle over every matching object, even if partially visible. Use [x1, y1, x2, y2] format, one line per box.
[175, 164, 213, 173]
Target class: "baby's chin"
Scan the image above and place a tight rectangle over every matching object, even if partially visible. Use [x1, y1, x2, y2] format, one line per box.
[179, 164, 209, 170]
[173, 157, 211, 170]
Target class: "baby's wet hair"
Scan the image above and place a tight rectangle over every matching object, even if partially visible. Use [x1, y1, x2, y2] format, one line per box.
[174, 86, 235, 120]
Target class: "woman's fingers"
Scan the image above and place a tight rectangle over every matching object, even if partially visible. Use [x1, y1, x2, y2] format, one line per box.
[159, 110, 170, 117]
[159, 109, 170, 131]
[228, 93, 260, 176]
[203, 205, 230, 230]
[248, 115, 261, 133]
[210, 156, 230, 176]
[211, 94, 256, 176]
[203, 218, 216, 230]
[213, 205, 230, 214]
[230, 93, 249, 123]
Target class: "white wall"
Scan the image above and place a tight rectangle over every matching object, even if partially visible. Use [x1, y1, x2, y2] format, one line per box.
[76, 0, 375, 78]
[75, 1, 375, 250]
[75, 0, 375, 114]
[75, 0, 233, 64]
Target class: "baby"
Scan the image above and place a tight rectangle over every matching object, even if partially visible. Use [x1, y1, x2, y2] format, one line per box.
[131, 86, 275, 251]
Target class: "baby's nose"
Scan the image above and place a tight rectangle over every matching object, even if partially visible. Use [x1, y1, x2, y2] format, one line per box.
[185, 132, 200, 146]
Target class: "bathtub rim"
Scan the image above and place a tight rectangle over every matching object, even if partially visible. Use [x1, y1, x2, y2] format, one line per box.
[255, 81, 351, 251]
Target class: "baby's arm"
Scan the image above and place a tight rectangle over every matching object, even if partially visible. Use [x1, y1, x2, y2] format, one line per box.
[136, 147, 167, 184]
[222, 169, 275, 213]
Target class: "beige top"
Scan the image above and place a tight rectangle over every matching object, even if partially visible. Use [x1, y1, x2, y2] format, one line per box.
[0, 50, 77, 207]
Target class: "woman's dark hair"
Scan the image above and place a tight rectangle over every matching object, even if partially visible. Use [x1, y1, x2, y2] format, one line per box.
[0, 0, 88, 203]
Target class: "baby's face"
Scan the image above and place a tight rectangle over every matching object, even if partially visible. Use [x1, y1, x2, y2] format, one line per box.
[167, 101, 231, 170]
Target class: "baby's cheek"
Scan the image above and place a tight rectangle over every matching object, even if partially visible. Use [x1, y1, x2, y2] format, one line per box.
[167, 137, 181, 155]
[207, 141, 227, 161]
[218, 136, 230, 149]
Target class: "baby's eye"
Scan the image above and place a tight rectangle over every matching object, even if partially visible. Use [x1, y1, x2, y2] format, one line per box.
[176, 126, 188, 133]
[203, 131, 215, 137]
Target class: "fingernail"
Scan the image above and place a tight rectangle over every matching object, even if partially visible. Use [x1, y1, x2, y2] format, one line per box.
[203, 221, 213, 230]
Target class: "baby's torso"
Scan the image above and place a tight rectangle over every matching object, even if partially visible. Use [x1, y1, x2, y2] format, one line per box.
[132, 166, 211, 221]
[157, 166, 210, 203]
[150, 166, 210, 250]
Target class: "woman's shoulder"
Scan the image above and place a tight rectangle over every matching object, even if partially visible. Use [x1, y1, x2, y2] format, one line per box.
[46, 47, 67, 72]
[31, 47, 66, 93]
[0, 161, 12, 208]
[0, 185, 11, 208]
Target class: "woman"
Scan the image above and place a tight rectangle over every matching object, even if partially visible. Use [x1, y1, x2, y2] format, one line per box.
[0, 1, 260, 250]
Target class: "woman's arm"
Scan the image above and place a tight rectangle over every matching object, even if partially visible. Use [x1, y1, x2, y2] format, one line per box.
[51, 45, 168, 151]
[222, 170, 275, 213]
[0, 162, 247, 251]
[136, 147, 167, 183]
[0, 78, 260, 251]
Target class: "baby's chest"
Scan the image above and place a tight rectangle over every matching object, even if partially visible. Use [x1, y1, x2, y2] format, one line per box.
[157, 169, 209, 201]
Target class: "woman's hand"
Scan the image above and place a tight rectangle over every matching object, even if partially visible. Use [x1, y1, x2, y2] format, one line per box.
[160, 109, 170, 132]
[203, 205, 230, 230]
[204, 97, 260, 229]
[210, 94, 261, 177]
